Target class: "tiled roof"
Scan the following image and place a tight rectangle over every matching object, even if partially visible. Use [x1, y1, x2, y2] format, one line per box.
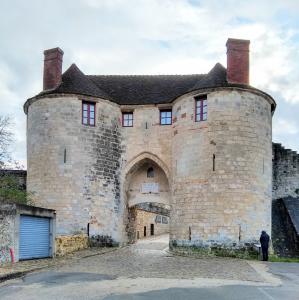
[25, 62, 276, 110]
[31, 63, 227, 105]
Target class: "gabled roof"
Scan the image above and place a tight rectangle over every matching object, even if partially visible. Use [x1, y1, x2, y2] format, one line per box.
[25, 62, 276, 112]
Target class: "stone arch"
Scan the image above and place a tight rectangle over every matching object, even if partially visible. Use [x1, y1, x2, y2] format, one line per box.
[124, 152, 171, 188]
[123, 152, 171, 243]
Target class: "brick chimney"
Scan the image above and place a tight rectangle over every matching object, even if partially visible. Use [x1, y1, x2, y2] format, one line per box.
[43, 47, 64, 90]
[226, 38, 250, 85]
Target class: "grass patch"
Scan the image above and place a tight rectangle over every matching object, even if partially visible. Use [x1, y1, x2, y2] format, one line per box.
[269, 255, 299, 263]
[171, 245, 258, 260]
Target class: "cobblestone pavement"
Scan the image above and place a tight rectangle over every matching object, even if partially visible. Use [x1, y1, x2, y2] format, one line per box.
[52, 235, 265, 282]
[1, 235, 289, 300]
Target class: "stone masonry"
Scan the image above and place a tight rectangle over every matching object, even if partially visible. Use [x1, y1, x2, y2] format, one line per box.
[170, 89, 273, 248]
[27, 96, 123, 242]
[272, 143, 299, 256]
[272, 143, 299, 200]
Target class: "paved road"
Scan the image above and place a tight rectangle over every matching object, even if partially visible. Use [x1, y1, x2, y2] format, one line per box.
[0, 235, 298, 299]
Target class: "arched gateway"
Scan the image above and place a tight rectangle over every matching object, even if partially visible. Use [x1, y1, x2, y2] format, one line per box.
[123, 153, 171, 243]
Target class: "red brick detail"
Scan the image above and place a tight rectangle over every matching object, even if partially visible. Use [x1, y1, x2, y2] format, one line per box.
[226, 38, 250, 85]
[43, 47, 64, 90]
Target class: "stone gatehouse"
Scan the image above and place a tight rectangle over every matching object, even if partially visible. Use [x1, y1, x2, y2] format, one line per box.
[24, 38, 277, 252]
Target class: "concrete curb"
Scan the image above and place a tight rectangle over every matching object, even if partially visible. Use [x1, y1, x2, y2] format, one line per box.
[0, 267, 46, 283]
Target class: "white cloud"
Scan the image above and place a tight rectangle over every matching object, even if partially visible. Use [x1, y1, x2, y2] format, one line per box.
[273, 119, 299, 135]
[0, 0, 299, 168]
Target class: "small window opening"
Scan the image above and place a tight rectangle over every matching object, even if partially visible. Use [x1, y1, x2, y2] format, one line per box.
[147, 167, 155, 178]
[87, 223, 90, 237]
[64, 148, 67, 164]
[238, 225, 241, 241]
[160, 109, 172, 125]
[213, 154, 215, 171]
[189, 226, 192, 241]
[144, 226, 147, 237]
[122, 112, 133, 127]
[82, 101, 95, 126]
[150, 224, 154, 236]
[162, 216, 168, 224]
[195, 96, 207, 122]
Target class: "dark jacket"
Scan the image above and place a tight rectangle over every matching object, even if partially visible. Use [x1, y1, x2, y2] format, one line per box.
[260, 231, 270, 248]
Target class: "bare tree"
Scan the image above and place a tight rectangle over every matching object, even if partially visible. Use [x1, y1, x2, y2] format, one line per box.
[0, 116, 13, 169]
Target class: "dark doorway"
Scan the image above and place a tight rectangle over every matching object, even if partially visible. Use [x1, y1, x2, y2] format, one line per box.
[144, 226, 147, 237]
[151, 224, 154, 236]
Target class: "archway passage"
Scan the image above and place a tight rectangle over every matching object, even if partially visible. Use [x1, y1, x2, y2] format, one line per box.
[127, 202, 170, 243]
[125, 158, 171, 243]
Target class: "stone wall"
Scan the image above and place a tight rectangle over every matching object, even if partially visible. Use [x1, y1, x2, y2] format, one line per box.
[135, 209, 169, 239]
[121, 105, 172, 176]
[55, 234, 88, 256]
[272, 143, 299, 256]
[0, 204, 16, 264]
[272, 143, 299, 200]
[171, 89, 273, 249]
[272, 198, 299, 257]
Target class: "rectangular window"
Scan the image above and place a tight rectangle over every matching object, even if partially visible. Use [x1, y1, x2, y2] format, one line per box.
[160, 109, 172, 125]
[162, 216, 168, 224]
[195, 96, 207, 122]
[82, 101, 95, 126]
[122, 112, 133, 127]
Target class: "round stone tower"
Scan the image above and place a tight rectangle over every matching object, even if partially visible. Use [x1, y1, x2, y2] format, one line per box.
[25, 49, 123, 252]
[170, 39, 276, 253]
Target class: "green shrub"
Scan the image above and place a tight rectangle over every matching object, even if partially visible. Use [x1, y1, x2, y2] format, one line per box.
[0, 175, 33, 205]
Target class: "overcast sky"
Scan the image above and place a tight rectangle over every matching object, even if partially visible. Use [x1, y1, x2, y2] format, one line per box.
[1, 0, 299, 168]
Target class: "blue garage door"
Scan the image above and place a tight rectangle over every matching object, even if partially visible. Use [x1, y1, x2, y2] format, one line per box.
[19, 215, 50, 260]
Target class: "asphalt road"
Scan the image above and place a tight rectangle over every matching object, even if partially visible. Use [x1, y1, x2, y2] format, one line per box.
[0, 235, 298, 300]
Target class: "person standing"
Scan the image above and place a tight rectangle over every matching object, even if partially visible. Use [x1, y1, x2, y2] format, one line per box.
[260, 231, 270, 261]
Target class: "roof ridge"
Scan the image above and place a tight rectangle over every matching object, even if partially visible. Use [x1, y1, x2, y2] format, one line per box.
[87, 74, 206, 77]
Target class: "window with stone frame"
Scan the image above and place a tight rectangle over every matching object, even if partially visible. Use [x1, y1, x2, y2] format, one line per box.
[82, 101, 95, 126]
[122, 112, 133, 127]
[195, 96, 207, 122]
[160, 109, 172, 125]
